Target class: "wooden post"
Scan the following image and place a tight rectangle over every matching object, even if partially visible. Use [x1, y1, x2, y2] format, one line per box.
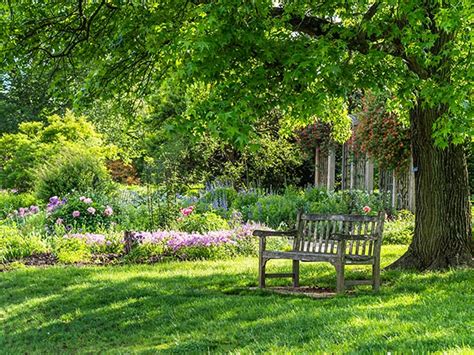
[258, 236, 266, 288]
[327, 147, 336, 191]
[391, 171, 397, 209]
[341, 144, 347, 190]
[314, 147, 320, 187]
[292, 260, 300, 287]
[365, 160, 374, 193]
[350, 161, 355, 190]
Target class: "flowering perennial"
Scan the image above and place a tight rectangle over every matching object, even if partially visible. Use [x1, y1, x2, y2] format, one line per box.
[65, 222, 265, 256]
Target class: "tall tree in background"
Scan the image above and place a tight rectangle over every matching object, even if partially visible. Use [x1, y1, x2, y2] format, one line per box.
[1, 1, 472, 269]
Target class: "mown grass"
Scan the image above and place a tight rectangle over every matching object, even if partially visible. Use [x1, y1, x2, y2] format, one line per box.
[1, 245, 473, 354]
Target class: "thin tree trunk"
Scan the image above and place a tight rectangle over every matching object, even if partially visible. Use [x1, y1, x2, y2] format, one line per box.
[389, 101, 473, 270]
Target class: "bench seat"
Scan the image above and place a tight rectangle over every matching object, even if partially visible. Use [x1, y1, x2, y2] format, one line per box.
[254, 212, 385, 294]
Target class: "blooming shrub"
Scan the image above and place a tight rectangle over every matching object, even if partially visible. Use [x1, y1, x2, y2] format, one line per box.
[352, 94, 411, 172]
[295, 121, 334, 154]
[46, 194, 117, 232]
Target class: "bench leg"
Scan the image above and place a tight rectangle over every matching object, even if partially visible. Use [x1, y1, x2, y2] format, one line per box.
[335, 262, 345, 294]
[259, 258, 267, 288]
[292, 260, 300, 287]
[372, 260, 380, 292]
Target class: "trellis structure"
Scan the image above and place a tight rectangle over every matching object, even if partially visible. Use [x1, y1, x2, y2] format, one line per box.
[312, 115, 415, 211]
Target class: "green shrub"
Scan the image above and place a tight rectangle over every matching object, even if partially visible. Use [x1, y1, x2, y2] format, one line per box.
[124, 242, 165, 263]
[53, 236, 91, 264]
[0, 111, 116, 191]
[35, 148, 114, 201]
[0, 226, 47, 262]
[383, 210, 414, 244]
[246, 191, 306, 229]
[177, 212, 229, 233]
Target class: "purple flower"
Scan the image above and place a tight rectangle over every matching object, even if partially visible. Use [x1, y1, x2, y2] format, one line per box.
[103, 206, 113, 217]
[18, 207, 27, 217]
[46, 196, 65, 213]
[72, 210, 81, 218]
[29, 205, 40, 214]
[65, 225, 72, 231]
[87, 207, 96, 215]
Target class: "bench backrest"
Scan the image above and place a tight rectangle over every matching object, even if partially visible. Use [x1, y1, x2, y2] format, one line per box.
[293, 212, 385, 258]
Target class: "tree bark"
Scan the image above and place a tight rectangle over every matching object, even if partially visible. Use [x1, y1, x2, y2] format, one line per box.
[389, 101, 473, 270]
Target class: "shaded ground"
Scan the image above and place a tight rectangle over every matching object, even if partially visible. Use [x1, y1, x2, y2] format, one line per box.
[1, 245, 473, 353]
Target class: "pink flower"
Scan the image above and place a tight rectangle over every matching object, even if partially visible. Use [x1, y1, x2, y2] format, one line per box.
[56, 218, 64, 225]
[83, 198, 93, 204]
[18, 207, 27, 217]
[103, 206, 113, 217]
[180, 205, 195, 217]
[363, 206, 371, 214]
[87, 207, 96, 215]
[79, 196, 86, 202]
[72, 210, 81, 218]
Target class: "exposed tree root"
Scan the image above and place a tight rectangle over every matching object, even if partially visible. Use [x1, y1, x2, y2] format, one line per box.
[386, 248, 473, 271]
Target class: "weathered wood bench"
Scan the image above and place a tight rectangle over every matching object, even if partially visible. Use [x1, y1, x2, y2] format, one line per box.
[253, 212, 385, 294]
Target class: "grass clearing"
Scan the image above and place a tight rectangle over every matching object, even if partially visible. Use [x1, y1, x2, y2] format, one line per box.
[1, 245, 473, 353]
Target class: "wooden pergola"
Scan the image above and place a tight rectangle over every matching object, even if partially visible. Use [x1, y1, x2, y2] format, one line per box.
[312, 115, 415, 211]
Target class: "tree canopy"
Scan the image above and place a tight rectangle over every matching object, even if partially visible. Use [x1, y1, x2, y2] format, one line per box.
[2, 1, 471, 144]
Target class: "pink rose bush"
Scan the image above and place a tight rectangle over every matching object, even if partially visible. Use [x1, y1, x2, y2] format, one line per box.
[46, 194, 117, 233]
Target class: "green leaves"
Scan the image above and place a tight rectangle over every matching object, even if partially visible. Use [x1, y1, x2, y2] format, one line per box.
[0, 0, 471, 148]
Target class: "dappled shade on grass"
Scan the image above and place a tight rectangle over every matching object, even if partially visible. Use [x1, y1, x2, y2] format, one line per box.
[1, 245, 472, 353]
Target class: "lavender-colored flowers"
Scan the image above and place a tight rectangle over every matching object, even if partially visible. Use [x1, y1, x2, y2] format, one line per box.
[12, 205, 41, 218]
[47, 196, 66, 212]
[72, 210, 81, 218]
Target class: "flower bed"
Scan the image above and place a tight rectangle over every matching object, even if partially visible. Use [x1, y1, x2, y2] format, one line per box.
[1, 222, 271, 266]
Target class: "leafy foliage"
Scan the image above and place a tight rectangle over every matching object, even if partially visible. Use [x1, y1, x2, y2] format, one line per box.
[176, 212, 229, 234]
[0, 111, 116, 191]
[34, 148, 114, 202]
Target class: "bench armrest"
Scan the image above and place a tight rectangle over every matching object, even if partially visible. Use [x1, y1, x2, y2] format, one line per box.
[253, 229, 297, 238]
[330, 233, 378, 241]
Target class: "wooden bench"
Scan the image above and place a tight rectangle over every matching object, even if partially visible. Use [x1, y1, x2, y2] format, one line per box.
[253, 212, 385, 294]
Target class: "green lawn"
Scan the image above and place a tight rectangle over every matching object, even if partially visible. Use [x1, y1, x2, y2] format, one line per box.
[1, 245, 473, 354]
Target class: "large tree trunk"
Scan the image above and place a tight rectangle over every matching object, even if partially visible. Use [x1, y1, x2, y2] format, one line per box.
[389, 101, 473, 270]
